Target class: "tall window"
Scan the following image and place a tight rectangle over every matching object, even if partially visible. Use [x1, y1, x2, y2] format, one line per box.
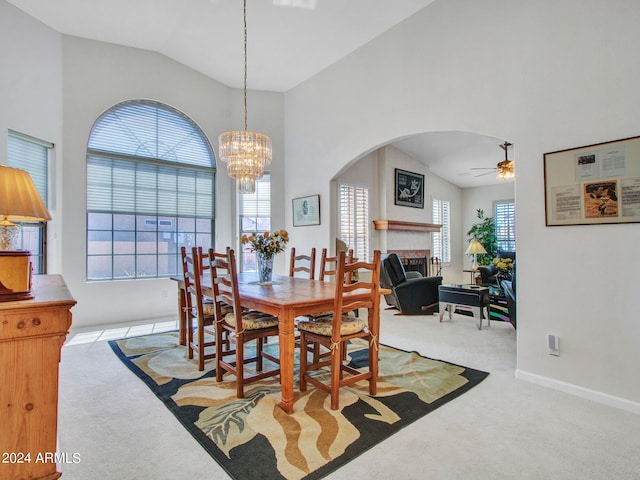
[432, 198, 451, 263]
[86, 100, 215, 281]
[239, 174, 271, 272]
[338, 184, 369, 260]
[7, 130, 52, 274]
[495, 200, 516, 251]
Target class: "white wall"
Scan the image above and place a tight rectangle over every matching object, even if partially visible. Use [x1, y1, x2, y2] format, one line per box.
[60, 36, 284, 328]
[284, 0, 640, 410]
[0, 1, 62, 271]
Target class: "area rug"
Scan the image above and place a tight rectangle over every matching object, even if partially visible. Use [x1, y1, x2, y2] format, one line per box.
[109, 332, 488, 480]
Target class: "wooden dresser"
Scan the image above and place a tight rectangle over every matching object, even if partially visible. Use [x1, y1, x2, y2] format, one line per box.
[0, 275, 76, 480]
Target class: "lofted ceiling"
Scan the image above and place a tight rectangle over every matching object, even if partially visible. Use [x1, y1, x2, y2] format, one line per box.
[8, 0, 513, 188]
[391, 132, 514, 189]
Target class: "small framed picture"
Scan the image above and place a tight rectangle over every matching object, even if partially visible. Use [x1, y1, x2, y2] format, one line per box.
[395, 168, 424, 208]
[292, 194, 320, 226]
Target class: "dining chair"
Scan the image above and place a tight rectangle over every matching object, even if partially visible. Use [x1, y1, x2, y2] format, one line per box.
[181, 246, 217, 371]
[209, 248, 281, 398]
[289, 247, 316, 279]
[298, 249, 381, 410]
[319, 247, 353, 282]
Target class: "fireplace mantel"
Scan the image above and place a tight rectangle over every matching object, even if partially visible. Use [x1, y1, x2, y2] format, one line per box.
[373, 220, 441, 232]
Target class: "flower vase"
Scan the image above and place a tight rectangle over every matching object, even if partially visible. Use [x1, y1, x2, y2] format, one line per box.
[257, 252, 274, 284]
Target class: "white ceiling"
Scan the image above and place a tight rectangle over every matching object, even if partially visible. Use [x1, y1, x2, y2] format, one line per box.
[8, 0, 436, 92]
[391, 132, 513, 188]
[8, 0, 514, 188]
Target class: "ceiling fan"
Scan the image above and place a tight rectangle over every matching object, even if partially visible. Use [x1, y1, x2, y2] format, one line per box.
[471, 141, 515, 180]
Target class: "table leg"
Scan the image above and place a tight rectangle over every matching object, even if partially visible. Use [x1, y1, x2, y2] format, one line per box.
[278, 308, 296, 414]
[178, 285, 187, 346]
[474, 306, 483, 330]
[438, 303, 453, 322]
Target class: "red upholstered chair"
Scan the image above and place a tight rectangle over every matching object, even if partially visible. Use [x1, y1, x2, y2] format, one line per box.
[298, 250, 382, 410]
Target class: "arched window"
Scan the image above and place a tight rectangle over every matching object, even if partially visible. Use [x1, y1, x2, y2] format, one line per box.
[86, 100, 215, 280]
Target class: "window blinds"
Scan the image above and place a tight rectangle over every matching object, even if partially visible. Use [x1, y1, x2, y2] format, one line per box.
[339, 184, 369, 260]
[239, 174, 271, 218]
[88, 99, 214, 167]
[8, 130, 51, 203]
[495, 201, 516, 251]
[86, 100, 215, 219]
[432, 199, 451, 263]
[87, 155, 214, 218]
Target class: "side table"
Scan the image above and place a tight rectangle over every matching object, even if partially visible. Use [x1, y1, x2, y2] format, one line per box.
[438, 284, 490, 330]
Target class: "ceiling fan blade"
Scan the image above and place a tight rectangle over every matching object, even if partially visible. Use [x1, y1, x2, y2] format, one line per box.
[470, 167, 496, 170]
[473, 171, 497, 177]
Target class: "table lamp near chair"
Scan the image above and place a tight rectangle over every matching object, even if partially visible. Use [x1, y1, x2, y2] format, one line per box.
[0, 165, 51, 301]
[465, 238, 487, 269]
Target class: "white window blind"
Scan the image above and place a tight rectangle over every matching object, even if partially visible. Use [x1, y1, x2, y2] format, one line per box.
[7, 130, 52, 274]
[495, 200, 516, 251]
[339, 184, 369, 260]
[239, 174, 271, 272]
[432, 199, 451, 263]
[86, 100, 215, 281]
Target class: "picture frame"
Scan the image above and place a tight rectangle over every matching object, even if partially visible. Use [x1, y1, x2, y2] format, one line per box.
[292, 194, 320, 226]
[544, 135, 640, 226]
[395, 168, 424, 208]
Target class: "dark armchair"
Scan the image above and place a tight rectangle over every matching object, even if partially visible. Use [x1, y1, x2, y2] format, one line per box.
[478, 265, 498, 285]
[380, 253, 442, 315]
[501, 279, 516, 329]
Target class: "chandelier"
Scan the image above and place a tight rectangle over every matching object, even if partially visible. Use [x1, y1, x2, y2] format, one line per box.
[218, 0, 272, 194]
[496, 142, 515, 181]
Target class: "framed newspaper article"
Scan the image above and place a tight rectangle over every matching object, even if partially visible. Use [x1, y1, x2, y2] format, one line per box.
[544, 135, 640, 226]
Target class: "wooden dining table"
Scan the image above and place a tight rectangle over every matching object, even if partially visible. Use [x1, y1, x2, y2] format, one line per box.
[172, 272, 384, 414]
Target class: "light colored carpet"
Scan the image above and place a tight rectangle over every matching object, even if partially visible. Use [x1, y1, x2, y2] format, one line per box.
[58, 310, 640, 479]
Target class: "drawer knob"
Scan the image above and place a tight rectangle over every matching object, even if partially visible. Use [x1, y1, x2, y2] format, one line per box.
[32, 318, 41, 326]
[17, 321, 25, 329]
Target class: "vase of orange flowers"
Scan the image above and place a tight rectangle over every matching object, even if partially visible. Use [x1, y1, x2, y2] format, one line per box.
[241, 230, 289, 284]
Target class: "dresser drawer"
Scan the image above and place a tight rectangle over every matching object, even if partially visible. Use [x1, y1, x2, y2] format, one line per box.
[0, 308, 71, 340]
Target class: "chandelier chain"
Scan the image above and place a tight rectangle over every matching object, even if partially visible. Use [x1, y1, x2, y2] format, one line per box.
[243, 0, 248, 132]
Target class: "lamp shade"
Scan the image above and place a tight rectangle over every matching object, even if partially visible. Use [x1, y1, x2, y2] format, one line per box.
[465, 239, 487, 255]
[0, 165, 51, 223]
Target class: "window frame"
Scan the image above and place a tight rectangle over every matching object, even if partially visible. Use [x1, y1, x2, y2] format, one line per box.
[494, 199, 516, 252]
[431, 198, 451, 264]
[7, 130, 52, 274]
[85, 99, 216, 281]
[238, 173, 271, 272]
[338, 183, 370, 261]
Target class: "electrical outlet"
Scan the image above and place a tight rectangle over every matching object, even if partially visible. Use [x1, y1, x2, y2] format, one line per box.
[548, 334, 560, 356]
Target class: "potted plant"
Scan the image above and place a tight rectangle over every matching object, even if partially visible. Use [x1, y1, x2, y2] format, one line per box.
[466, 209, 497, 265]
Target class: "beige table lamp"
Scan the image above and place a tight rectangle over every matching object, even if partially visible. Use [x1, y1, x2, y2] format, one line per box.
[0, 165, 51, 301]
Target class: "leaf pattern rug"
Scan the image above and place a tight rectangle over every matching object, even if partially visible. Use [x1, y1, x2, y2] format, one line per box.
[109, 332, 488, 480]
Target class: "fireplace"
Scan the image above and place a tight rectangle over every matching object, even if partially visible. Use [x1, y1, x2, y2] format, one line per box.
[386, 249, 431, 277]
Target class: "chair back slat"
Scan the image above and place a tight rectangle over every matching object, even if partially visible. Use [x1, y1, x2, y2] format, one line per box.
[180, 246, 210, 319]
[320, 247, 354, 282]
[331, 250, 381, 340]
[197, 246, 211, 272]
[208, 248, 243, 332]
[289, 247, 316, 279]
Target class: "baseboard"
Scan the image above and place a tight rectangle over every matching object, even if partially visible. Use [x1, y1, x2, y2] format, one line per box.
[516, 369, 640, 415]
